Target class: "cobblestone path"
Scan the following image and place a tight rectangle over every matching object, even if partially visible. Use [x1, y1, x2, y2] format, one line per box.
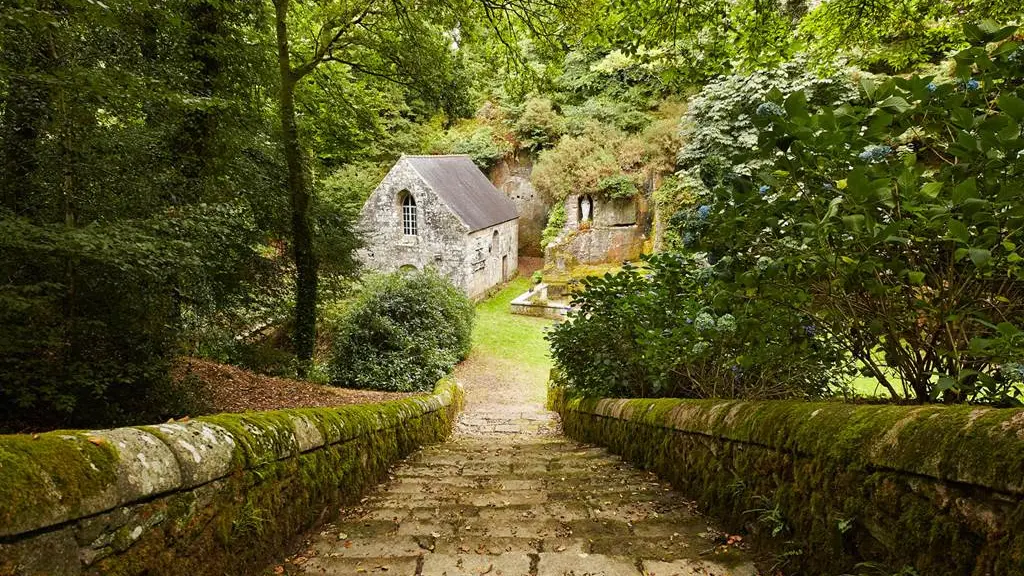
[280, 403, 756, 575]
[276, 277, 756, 575]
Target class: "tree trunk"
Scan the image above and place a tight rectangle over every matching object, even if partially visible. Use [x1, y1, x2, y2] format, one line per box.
[174, 0, 223, 203]
[274, 0, 318, 375]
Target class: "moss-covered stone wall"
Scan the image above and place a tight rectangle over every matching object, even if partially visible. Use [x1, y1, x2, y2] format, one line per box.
[549, 382, 1024, 575]
[0, 378, 463, 576]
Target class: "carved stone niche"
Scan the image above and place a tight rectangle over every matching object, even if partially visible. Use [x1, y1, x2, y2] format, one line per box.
[593, 197, 637, 228]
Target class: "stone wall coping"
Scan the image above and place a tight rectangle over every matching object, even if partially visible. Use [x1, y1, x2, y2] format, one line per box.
[555, 390, 1024, 496]
[0, 378, 461, 539]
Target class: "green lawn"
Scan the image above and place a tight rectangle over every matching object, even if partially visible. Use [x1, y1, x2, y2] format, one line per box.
[471, 276, 554, 384]
[849, 375, 893, 398]
[846, 357, 906, 399]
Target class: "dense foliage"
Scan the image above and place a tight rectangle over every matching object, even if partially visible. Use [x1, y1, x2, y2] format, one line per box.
[683, 25, 1024, 404]
[548, 255, 847, 399]
[550, 20, 1024, 406]
[0, 0, 489, 429]
[0, 1, 277, 429]
[330, 271, 474, 392]
[549, 22, 1020, 404]
[3, 0, 1022, 431]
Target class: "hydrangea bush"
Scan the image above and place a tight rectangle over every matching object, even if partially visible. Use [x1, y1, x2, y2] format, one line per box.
[688, 22, 1024, 404]
[547, 254, 847, 399]
[662, 59, 858, 250]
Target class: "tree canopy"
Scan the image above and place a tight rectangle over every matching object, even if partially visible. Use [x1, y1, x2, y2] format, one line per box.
[2, 0, 1022, 430]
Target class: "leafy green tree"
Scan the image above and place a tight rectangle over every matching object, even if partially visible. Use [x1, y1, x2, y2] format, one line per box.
[0, 0, 277, 429]
[270, 0, 550, 374]
[799, 0, 1021, 72]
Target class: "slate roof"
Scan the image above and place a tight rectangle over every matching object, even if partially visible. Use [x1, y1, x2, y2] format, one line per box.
[404, 155, 518, 232]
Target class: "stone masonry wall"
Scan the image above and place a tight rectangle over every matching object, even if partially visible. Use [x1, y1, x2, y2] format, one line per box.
[358, 160, 469, 288]
[544, 194, 650, 269]
[550, 382, 1024, 575]
[0, 380, 463, 576]
[464, 219, 518, 300]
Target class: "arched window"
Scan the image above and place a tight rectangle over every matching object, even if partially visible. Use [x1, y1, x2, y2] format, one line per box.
[490, 230, 499, 253]
[401, 193, 417, 236]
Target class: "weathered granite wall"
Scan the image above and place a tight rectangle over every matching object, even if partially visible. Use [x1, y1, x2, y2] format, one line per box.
[489, 151, 549, 257]
[463, 219, 518, 299]
[0, 380, 463, 576]
[549, 382, 1024, 575]
[357, 160, 469, 286]
[544, 194, 651, 270]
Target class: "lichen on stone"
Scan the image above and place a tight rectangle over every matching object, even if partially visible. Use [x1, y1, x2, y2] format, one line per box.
[550, 379, 1024, 575]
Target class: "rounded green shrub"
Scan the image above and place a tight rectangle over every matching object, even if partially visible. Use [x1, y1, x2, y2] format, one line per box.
[330, 270, 474, 392]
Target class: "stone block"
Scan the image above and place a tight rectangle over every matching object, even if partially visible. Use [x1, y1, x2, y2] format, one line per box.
[641, 558, 758, 576]
[301, 555, 421, 575]
[0, 526, 81, 576]
[89, 428, 181, 504]
[288, 414, 325, 453]
[536, 552, 640, 576]
[141, 421, 236, 488]
[594, 197, 637, 227]
[420, 552, 532, 576]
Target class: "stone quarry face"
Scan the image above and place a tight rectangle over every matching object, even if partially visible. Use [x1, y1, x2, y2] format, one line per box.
[544, 193, 650, 269]
[489, 151, 550, 258]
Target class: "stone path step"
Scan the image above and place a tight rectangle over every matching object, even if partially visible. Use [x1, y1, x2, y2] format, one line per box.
[277, 404, 756, 575]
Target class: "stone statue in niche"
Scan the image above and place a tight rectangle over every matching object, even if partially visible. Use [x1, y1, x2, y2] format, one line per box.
[579, 195, 593, 222]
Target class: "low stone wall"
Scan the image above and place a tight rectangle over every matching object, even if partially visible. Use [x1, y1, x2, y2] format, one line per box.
[549, 384, 1024, 575]
[509, 283, 570, 320]
[0, 379, 463, 576]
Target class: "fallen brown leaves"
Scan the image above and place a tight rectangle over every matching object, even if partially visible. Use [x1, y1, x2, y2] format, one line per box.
[173, 357, 414, 414]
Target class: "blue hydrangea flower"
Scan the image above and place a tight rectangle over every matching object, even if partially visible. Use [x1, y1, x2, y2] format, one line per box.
[758, 185, 770, 195]
[803, 324, 817, 337]
[697, 205, 711, 219]
[731, 364, 743, 377]
[1003, 362, 1024, 379]
[926, 82, 937, 93]
[755, 102, 785, 117]
[858, 145, 892, 163]
[965, 78, 980, 91]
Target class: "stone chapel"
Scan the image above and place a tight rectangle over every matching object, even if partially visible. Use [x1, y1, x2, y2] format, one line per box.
[357, 155, 519, 299]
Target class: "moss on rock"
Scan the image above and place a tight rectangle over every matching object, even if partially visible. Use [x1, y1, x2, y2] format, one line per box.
[551, 381, 1024, 575]
[0, 378, 463, 576]
[0, 431, 119, 537]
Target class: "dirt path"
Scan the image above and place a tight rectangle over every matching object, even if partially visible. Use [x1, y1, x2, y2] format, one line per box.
[276, 278, 756, 575]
